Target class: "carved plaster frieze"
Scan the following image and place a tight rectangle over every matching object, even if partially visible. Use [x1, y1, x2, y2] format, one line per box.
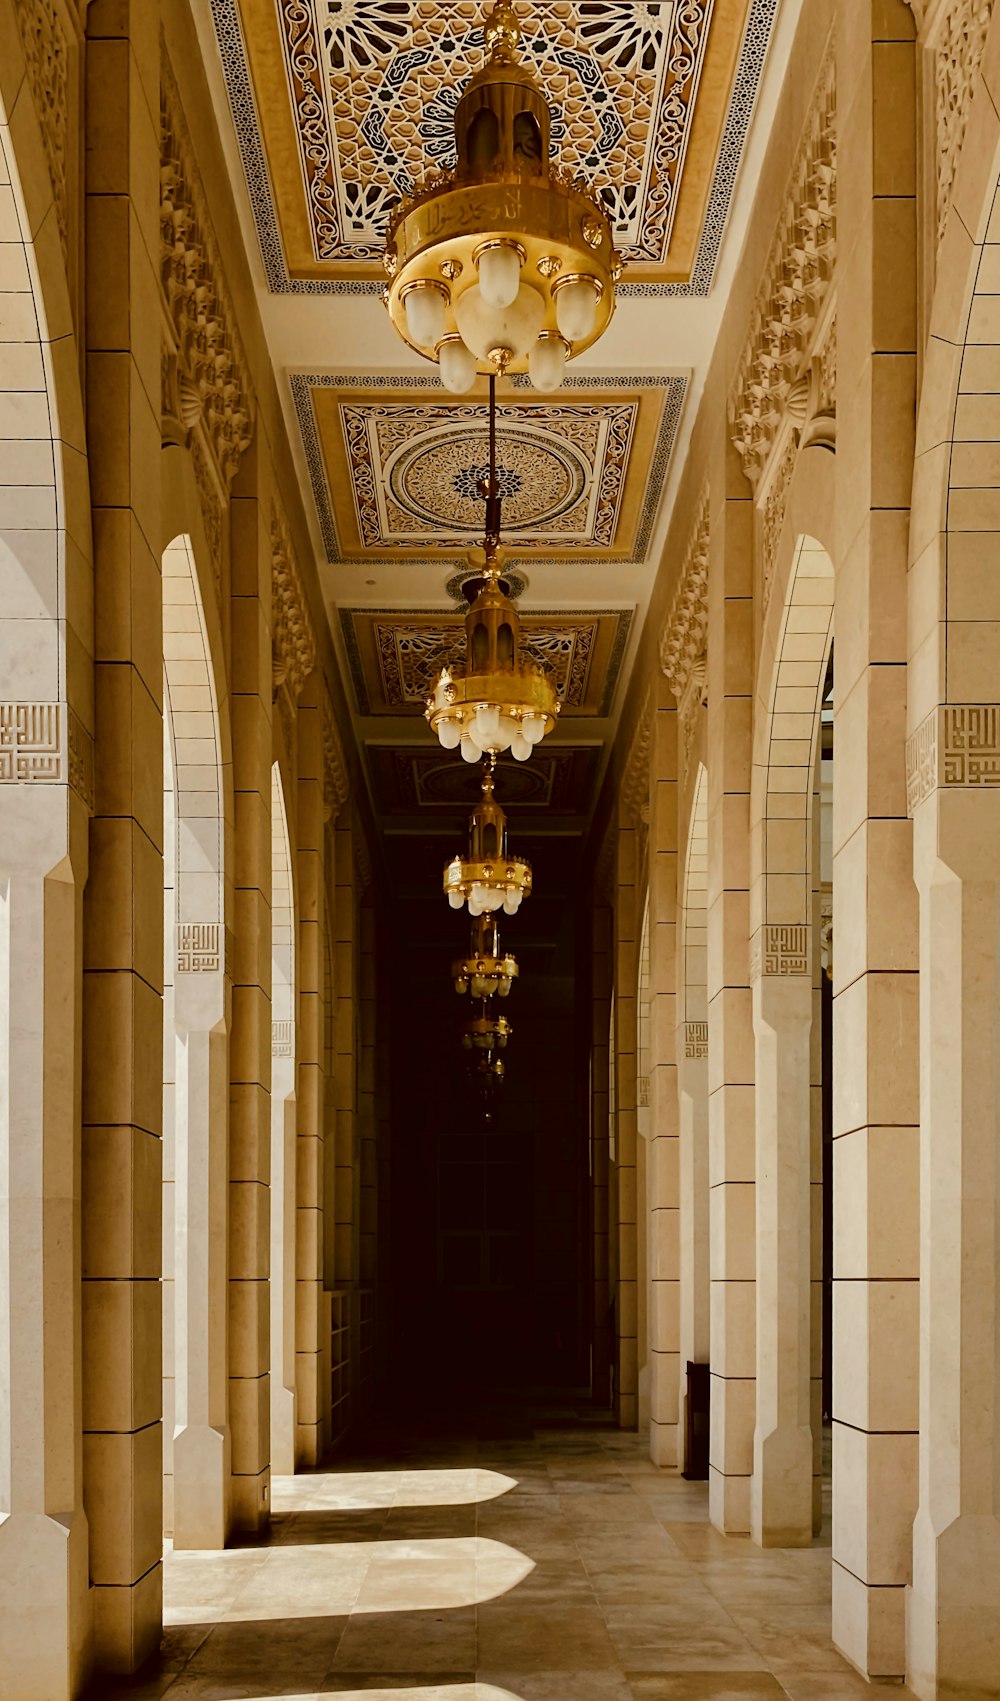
[729, 53, 836, 485]
[659, 487, 709, 701]
[679, 657, 707, 784]
[160, 52, 256, 490]
[929, 0, 996, 247]
[750, 923, 811, 980]
[271, 500, 316, 701]
[759, 432, 799, 618]
[322, 693, 349, 823]
[906, 703, 1000, 812]
[190, 435, 225, 602]
[13, 0, 71, 260]
[622, 687, 653, 832]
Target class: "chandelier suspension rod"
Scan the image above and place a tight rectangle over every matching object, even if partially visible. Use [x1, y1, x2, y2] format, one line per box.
[485, 371, 502, 553]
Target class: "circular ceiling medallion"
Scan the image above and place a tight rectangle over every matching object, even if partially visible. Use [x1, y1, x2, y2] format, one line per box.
[418, 754, 551, 809]
[387, 421, 590, 535]
[445, 567, 527, 605]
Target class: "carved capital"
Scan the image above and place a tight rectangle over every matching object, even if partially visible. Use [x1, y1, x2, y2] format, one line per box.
[729, 53, 836, 484]
[660, 488, 709, 701]
[271, 500, 316, 701]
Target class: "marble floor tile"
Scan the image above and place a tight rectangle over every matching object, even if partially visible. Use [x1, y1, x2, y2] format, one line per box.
[104, 1411, 918, 1701]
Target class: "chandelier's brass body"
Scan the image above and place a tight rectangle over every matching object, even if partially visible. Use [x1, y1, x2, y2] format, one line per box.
[453, 914, 519, 997]
[443, 767, 532, 908]
[462, 1008, 513, 1051]
[426, 556, 559, 748]
[384, 4, 619, 373]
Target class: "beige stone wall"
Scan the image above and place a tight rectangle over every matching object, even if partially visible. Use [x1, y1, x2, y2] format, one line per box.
[0, 0, 368, 1690]
[600, 0, 1000, 1692]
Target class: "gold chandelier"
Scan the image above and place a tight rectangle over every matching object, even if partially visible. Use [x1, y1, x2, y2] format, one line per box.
[426, 375, 559, 762]
[454, 913, 518, 998]
[444, 762, 531, 917]
[383, 1, 621, 390]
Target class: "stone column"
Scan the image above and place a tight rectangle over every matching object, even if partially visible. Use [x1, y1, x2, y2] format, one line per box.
[614, 810, 639, 1429]
[270, 1047, 296, 1473]
[0, 21, 94, 1700]
[295, 680, 326, 1465]
[906, 770, 1000, 1696]
[82, 0, 164, 1669]
[228, 479, 272, 1528]
[832, 0, 919, 1674]
[706, 463, 756, 1533]
[172, 956, 231, 1550]
[591, 897, 613, 1408]
[678, 762, 710, 1470]
[750, 963, 813, 1545]
[648, 686, 681, 1466]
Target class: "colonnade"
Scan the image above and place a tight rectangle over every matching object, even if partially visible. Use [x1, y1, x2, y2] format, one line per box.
[596, 2, 1000, 1694]
[0, 3, 372, 1693]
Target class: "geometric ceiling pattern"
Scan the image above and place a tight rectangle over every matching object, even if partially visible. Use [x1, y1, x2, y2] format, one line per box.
[341, 606, 632, 716]
[366, 741, 601, 815]
[211, 0, 779, 293]
[292, 372, 687, 565]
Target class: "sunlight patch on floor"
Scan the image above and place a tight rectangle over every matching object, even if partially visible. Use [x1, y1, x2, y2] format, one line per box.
[270, 1467, 519, 1512]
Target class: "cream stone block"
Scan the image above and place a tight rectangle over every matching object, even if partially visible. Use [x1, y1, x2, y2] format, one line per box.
[832, 1423, 918, 1586]
[707, 888, 750, 996]
[231, 985, 270, 1086]
[650, 1246, 680, 1323]
[833, 973, 919, 1138]
[710, 1178, 755, 1284]
[85, 817, 164, 991]
[230, 1468, 271, 1533]
[82, 1125, 161, 1279]
[90, 1555, 162, 1679]
[230, 1082, 269, 1181]
[709, 1083, 755, 1182]
[833, 1280, 918, 1433]
[832, 665, 907, 853]
[230, 1180, 269, 1280]
[0, 1510, 91, 1701]
[648, 1138, 678, 1213]
[83, 1423, 163, 1585]
[832, 1559, 906, 1682]
[229, 1375, 270, 1476]
[296, 1203, 324, 1281]
[945, 526, 1000, 625]
[82, 970, 163, 1137]
[709, 1464, 750, 1535]
[710, 1376, 755, 1476]
[833, 818, 918, 992]
[228, 1278, 268, 1380]
[710, 1279, 756, 1379]
[707, 793, 750, 899]
[83, 1279, 161, 1432]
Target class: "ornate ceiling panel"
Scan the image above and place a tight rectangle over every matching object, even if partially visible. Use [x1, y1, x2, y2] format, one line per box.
[292, 371, 685, 564]
[341, 605, 632, 716]
[211, 0, 779, 293]
[367, 741, 601, 814]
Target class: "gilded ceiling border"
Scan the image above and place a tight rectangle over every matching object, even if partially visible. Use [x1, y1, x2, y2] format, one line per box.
[208, 0, 778, 298]
[338, 605, 633, 719]
[290, 371, 687, 569]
